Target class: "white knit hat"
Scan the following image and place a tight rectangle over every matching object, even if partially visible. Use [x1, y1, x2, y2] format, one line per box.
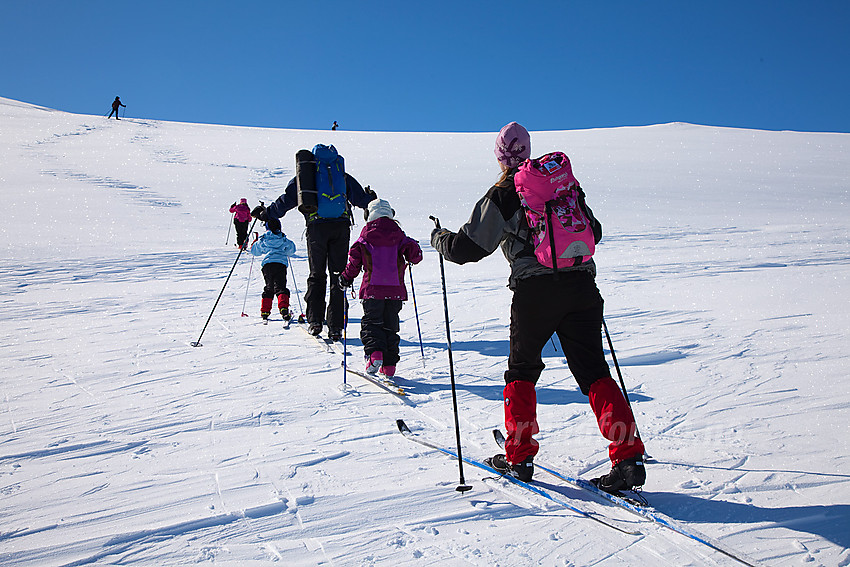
[366, 199, 395, 222]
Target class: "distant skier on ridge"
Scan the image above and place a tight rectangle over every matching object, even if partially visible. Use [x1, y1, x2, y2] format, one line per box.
[108, 96, 125, 120]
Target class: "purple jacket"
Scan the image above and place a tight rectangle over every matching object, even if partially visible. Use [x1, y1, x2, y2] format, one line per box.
[342, 217, 423, 300]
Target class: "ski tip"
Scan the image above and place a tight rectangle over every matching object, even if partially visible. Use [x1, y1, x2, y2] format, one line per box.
[396, 419, 410, 433]
[492, 429, 505, 447]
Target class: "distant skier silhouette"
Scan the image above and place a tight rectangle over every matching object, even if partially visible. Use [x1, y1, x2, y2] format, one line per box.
[332, 121, 339, 131]
[108, 97, 125, 120]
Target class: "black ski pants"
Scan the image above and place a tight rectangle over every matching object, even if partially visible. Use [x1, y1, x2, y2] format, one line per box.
[360, 299, 403, 366]
[506, 271, 610, 395]
[261, 262, 290, 299]
[234, 220, 249, 247]
[305, 220, 350, 331]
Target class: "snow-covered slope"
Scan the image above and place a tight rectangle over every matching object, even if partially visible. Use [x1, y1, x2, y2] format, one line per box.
[1, 98, 848, 566]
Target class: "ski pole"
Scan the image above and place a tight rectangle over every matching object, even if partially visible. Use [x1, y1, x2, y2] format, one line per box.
[240, 232, 258, 317]
[342, 292, 349, 386]
[408, 264, 425, 367]
[226, 212, 234, 245]
[191, 217, 259, 347]
[429, 215, 472, 493]
[287, 255, 306, 323]
[602, 316, 646, 450]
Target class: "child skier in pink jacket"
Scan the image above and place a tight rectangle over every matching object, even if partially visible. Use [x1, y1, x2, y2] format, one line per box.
[229, 198, 252, 249]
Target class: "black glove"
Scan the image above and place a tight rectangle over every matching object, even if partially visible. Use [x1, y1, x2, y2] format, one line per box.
[431, 227, 449, 248]
[338, 276, 352, 290]
[251, 205, 268, 222]
[231, 202, 236, 208]
[364, 185, 377, 199]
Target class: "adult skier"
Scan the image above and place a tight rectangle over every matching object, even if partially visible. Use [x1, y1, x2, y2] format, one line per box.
[108, 96, 125, 119]
[430, 122, 646, 493]
[252, 145, 374, 340]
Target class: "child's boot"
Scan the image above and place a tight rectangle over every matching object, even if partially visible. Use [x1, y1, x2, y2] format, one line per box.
[278, 293, 291, 320]
[365, 352, 383, 375]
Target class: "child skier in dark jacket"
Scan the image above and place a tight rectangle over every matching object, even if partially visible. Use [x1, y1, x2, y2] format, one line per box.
[339, 199, 423, 377]
[249, 217, 296, 320]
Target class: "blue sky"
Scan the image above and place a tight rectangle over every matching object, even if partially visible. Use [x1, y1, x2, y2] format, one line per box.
[2, 1, 849, 133]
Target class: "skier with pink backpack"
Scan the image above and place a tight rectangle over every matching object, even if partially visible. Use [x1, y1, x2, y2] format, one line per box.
[431, 121, 645, 493]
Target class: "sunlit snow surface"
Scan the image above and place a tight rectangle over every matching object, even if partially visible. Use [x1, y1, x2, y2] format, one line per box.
[1, 97, 849, 566]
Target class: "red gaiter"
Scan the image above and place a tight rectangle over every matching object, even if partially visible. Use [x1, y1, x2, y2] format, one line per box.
[503, 380, 540, 464]
[588, 377, 645, 464]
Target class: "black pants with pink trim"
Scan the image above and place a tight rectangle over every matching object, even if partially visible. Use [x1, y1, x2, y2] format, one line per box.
[503, 272, 644, 465]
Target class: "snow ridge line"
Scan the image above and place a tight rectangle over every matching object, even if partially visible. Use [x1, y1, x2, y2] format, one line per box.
[0, 440, 149, 463]
[55, 502, 288, 567]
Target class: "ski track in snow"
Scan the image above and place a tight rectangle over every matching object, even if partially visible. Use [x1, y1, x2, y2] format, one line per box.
[1, 99, 849, 566]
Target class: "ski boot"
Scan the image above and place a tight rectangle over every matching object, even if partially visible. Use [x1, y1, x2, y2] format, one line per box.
[591, 457, 646, 493]
[365, 352, 383, 374]
[485, 453, 534, 482]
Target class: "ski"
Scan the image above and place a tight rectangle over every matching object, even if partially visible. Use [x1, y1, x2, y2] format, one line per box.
[346, 367, 406, 396]
[295, 321, 412, 404]
[346, 368, 414, 406]
[297, 321, 335, 354]
[397, 420, 641, 535]
[493, 430, 764, 567]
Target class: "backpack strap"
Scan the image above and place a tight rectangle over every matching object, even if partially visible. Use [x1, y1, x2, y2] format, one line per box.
[544, 200, 559, 279]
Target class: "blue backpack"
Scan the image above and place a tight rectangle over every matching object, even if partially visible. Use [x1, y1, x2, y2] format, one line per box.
[312, 144, 348, 220]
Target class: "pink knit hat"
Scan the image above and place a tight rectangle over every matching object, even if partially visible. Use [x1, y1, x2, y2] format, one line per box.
[494, 122, 531, 168]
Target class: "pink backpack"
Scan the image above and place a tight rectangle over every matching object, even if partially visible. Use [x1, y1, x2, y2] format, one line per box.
[514, 152, 595, 272]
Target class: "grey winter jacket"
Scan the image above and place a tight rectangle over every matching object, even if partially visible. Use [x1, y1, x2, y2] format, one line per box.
[430, 169, 601, 290]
